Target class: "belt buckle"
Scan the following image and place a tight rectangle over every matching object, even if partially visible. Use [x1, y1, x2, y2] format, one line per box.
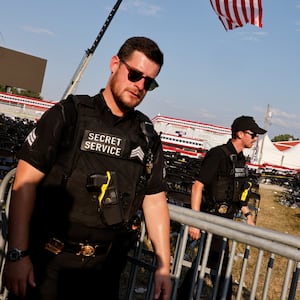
[218, 204, 228, 214]
[45, 238, 64, 255]
[77, 244, 95, 257]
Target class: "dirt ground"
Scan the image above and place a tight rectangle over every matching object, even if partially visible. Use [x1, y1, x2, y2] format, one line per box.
[121, 183, 300, 299]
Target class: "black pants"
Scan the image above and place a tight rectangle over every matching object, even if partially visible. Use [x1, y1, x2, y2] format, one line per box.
[8, 238, 130, 300]
[177, 235, 232, 300]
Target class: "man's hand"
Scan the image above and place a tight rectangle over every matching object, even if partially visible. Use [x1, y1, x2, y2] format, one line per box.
[189, 226, 201, 240]
[3, 256, 36, 297]
[153, 267, 172, 300]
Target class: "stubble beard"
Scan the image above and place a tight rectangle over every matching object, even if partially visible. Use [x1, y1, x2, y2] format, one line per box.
[110, 74, 139, 112]
[111, 86, 143, 112]
[109, 79, 131, 113]
[114, 92, 131, 112]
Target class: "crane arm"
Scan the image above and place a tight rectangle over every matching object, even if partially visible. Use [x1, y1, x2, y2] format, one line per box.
[62, 0, 123, 100]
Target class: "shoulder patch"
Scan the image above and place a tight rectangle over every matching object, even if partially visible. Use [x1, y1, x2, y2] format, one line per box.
[25, 128, 37, 147]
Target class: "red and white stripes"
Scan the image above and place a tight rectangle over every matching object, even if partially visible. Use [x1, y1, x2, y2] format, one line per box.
[210, 0, 263, 30]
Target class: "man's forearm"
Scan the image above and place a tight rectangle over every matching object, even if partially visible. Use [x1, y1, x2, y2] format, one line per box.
[142, 193, 170, 271]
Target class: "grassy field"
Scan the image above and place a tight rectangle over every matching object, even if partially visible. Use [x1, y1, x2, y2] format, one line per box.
[121, 183, 300, 299]
[241, 185, 300, 300]
[232, 183, 300, 300]
[255, 183, 300, 235]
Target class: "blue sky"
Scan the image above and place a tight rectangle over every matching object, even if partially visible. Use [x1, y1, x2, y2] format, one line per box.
[1, 1, 300, 139]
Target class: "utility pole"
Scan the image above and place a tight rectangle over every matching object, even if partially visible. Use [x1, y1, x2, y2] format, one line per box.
[258, 104, 271, 165]
[61, 0, 123, 99]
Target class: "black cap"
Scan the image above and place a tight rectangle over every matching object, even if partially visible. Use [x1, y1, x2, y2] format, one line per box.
[231, 116, 267, 134]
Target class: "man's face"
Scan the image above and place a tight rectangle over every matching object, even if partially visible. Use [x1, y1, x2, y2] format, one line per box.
[109, 51, 160, 111]
[241, 130, 259, 148]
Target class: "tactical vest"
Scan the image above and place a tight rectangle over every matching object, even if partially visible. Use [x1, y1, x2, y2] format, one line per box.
[205, 144, 248, 216]
[35, 94, 159, 235]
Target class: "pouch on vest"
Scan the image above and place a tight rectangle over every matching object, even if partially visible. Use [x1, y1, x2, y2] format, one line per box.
[86, 171, 126, 226]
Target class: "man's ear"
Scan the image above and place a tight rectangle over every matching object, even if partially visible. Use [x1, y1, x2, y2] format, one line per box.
[236, 131, 242, 139]
[110, 55, 120, 73]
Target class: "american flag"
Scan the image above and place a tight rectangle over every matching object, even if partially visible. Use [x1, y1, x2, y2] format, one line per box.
[210, 0, 263, 31]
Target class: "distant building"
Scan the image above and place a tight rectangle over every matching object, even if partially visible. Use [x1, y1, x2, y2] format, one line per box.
[0, 92, 54, 121]
[1, 92, 299, 172]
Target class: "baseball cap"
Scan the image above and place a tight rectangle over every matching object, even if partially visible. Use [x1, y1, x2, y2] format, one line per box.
[231, 116, 267, 134]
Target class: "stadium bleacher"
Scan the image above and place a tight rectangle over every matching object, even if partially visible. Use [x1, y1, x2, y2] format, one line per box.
[0, 114, 35, 178]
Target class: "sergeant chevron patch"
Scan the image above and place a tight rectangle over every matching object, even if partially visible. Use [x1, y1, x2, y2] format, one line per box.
[25, 128, 37, 146]
[130, 146, 144, 162]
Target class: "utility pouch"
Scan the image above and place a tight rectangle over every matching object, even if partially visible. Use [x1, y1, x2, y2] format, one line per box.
[100, 185, 124, 226]
[86, 171, 124, 226]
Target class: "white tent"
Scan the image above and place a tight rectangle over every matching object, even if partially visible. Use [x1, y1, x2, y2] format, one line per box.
[246, 135, 300, 171]
[280, 143, 300, 170]
[251, 135, 284, 167]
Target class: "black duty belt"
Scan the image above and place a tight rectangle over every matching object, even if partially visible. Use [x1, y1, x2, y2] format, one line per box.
[45, 237, 112, 257]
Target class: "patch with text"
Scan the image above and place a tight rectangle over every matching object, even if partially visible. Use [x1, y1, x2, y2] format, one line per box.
[81, 130, 125, 158]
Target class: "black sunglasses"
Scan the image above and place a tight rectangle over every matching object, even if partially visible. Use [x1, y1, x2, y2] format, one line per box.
[244, 131, 258, 139]
[120, 59, 159, 91]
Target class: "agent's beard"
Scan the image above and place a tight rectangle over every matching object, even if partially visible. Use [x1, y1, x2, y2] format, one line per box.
[113, 92, 131, 112]
[110, 77, 139, 112]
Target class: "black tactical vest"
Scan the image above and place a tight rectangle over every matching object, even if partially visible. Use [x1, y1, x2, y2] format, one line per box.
[205, 144, 248, 216]
[34, 94, 158, 239]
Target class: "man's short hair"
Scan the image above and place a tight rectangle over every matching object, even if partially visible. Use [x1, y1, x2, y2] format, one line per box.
[117, 36, 164, 72]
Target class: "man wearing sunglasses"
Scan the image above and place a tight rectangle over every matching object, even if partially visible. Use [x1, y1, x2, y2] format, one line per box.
[3, 37, 171, 300]
[178, 115, 266, 300]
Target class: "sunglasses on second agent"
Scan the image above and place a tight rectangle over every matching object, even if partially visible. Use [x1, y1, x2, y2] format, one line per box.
[119, 59, 159, 91]
[244, 131, 258, 139]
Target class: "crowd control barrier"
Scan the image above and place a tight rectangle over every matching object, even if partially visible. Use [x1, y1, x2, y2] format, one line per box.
[1, 169, 300, 299]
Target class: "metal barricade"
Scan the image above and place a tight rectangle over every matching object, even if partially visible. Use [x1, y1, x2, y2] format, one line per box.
[0, 168, 15, 300]
[1, 169, 300, 299]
